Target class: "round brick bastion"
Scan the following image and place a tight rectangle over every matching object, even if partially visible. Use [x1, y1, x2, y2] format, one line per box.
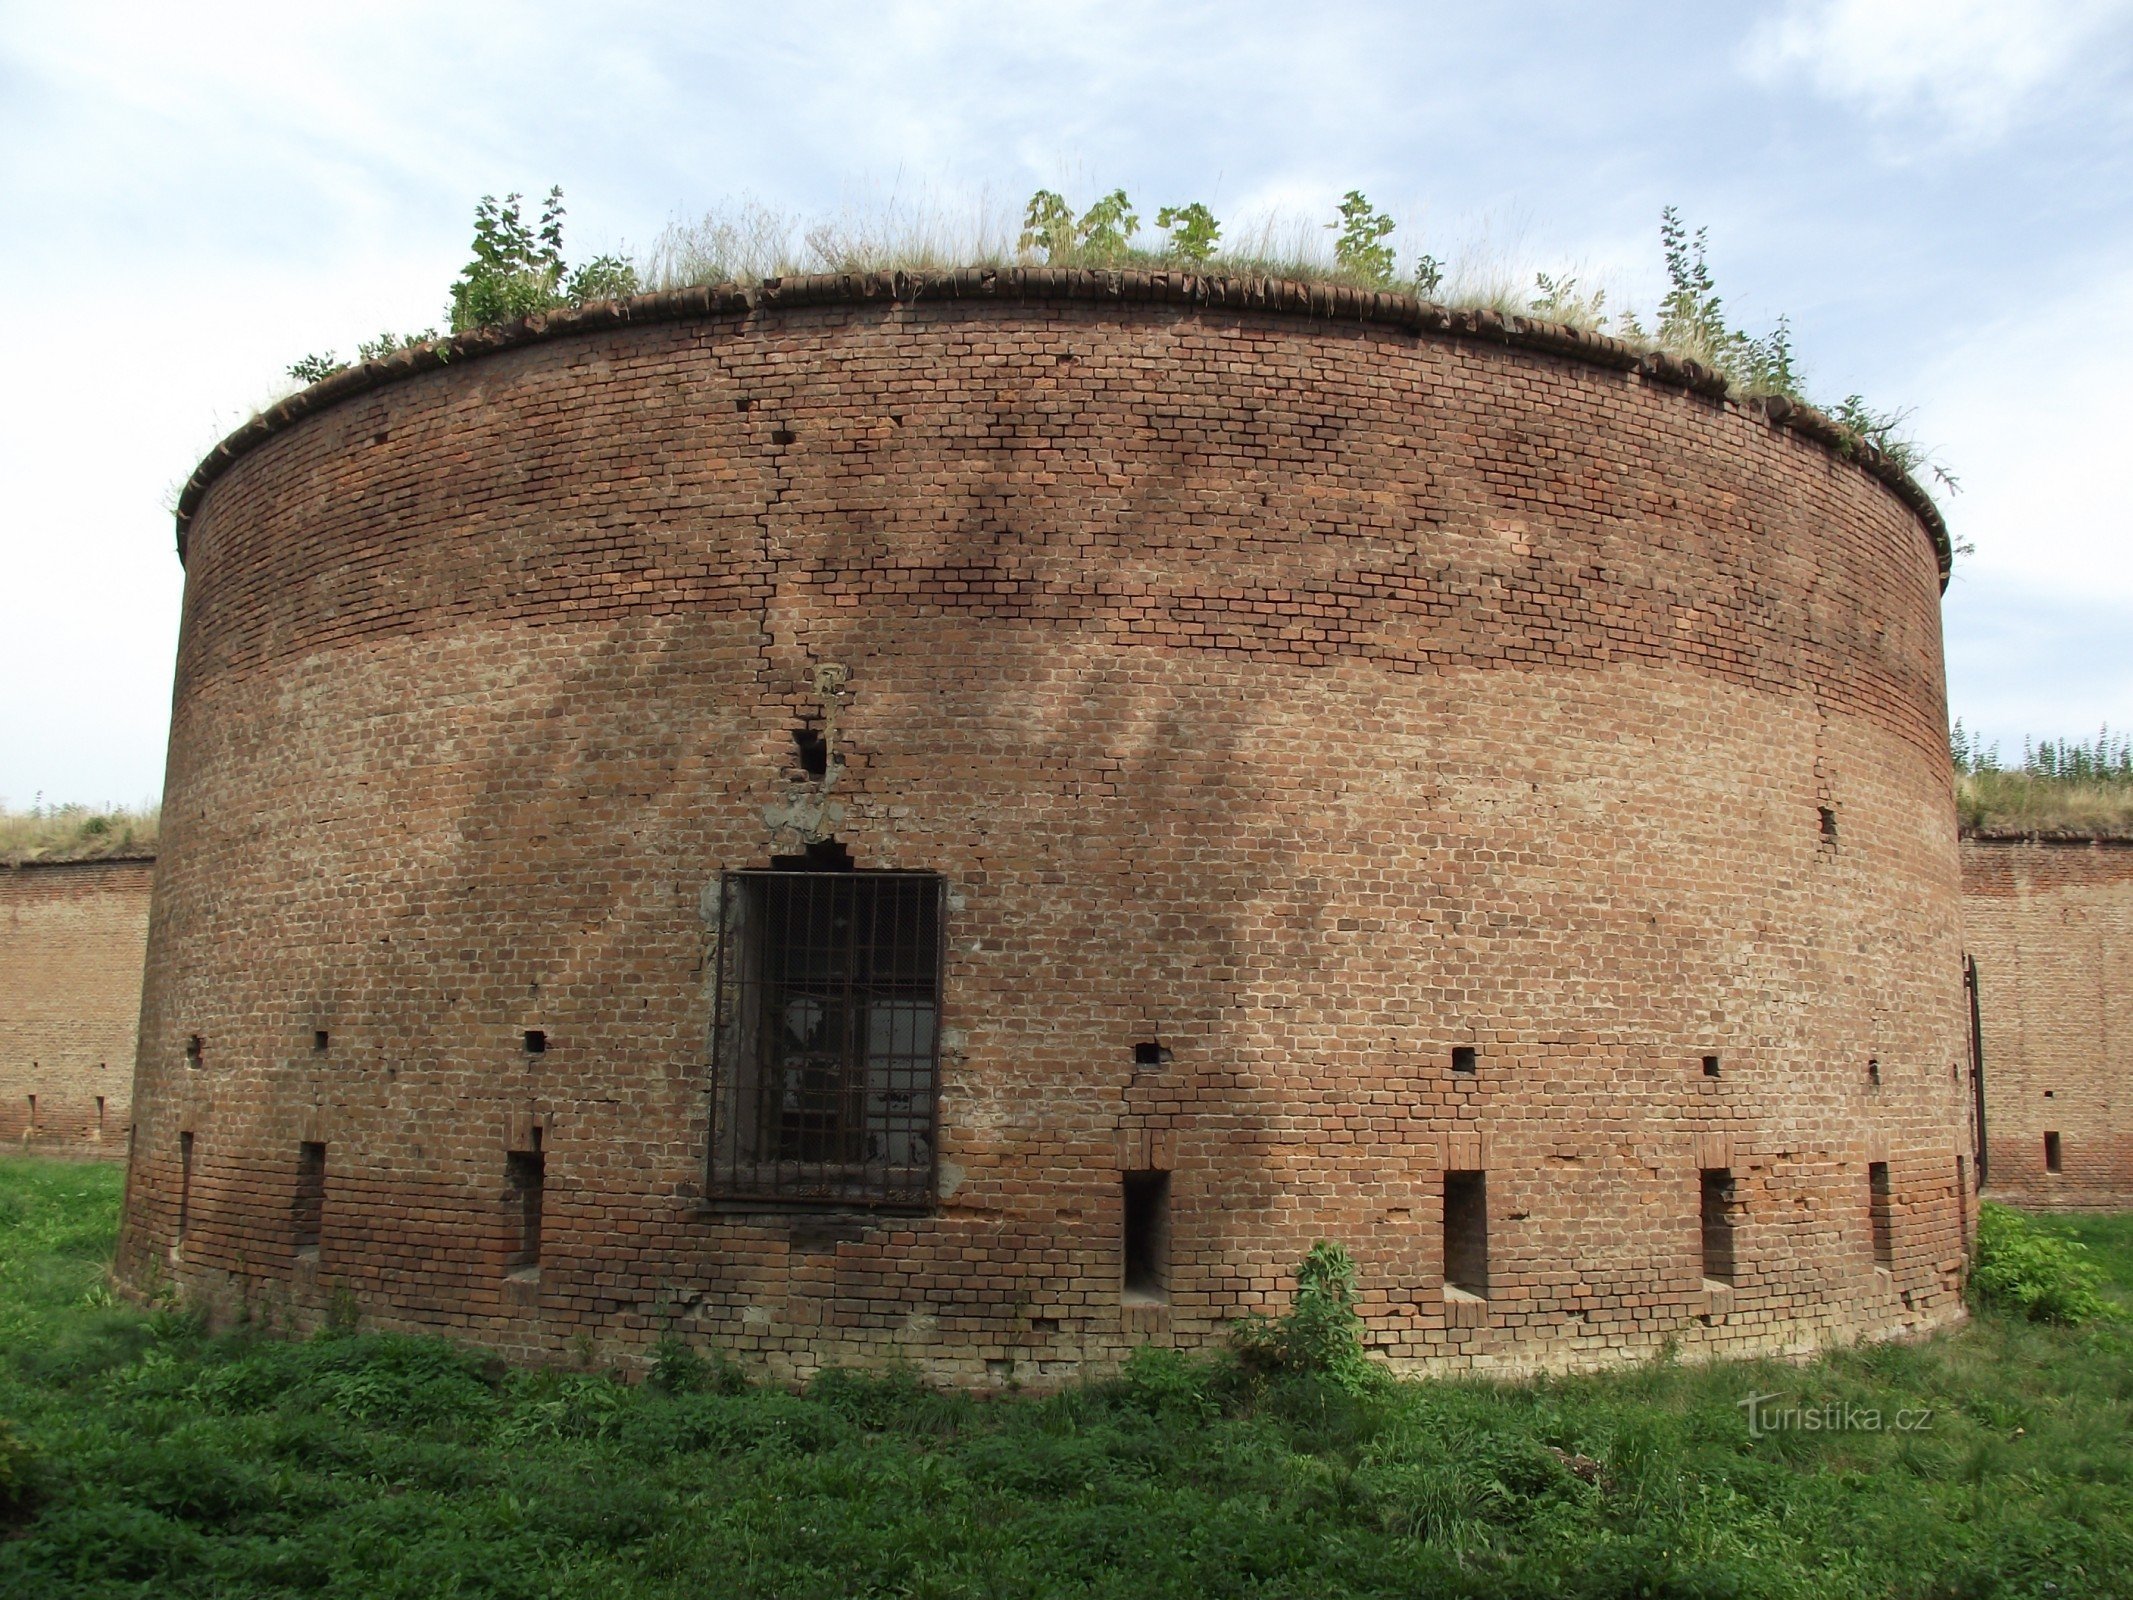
[117, 267, 1977, 1384]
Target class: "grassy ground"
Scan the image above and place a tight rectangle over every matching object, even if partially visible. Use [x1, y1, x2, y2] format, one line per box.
[3, 1157, 2129, 1599]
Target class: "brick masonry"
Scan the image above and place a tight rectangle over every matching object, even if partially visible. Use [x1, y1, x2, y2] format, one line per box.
[1, 857, 152, 1158]
[117, 274, 1975, 1384]
[1963, 836, 2133, 1209]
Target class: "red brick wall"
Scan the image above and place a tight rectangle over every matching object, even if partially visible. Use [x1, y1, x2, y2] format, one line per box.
[1962, 837, 2133, 1209]
[1, 858, 152, 1157]
[118, 279, 1973, 1382]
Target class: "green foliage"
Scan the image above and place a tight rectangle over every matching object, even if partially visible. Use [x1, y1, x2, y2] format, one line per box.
[1231, 1241, 1380, 1395]
[647, 1332, 746, 1396]
[284, 351, 344, 384]
[8, 1162, 2133, 1596]
[0, 1415, 30, 1518]
[1329, 190, 1397, 284]
[1018, 187, 1140, 263]
[1016, 188, 1075, 259]
[1971, 1202, 2118, 1325]
[450, 186, 568, 332]
[565, 252, 641, 304]
[1155, 201, 1221, 263]
[1411, 251, 1445, 298]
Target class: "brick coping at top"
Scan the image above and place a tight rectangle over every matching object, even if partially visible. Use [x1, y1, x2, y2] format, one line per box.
[173, 268, 1953, 584]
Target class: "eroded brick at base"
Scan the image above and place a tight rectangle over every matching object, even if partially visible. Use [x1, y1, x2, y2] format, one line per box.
[118, 289, 1974, 1385]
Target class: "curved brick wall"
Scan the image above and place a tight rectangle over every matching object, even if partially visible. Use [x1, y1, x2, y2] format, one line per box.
[119, 274, 1974, 1381]
[1963, 836, 2133, 1209]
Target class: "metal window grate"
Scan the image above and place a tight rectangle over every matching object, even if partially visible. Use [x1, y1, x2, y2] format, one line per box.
[708, 869, 943, 1208]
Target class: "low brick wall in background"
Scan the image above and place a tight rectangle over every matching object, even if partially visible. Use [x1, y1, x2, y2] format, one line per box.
[1963, 836, 2133, 1209]
[1, 856, 153, 1158]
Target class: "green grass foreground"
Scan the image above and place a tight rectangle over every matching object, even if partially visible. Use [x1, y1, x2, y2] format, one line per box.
[2, 1159, 2130, 1599]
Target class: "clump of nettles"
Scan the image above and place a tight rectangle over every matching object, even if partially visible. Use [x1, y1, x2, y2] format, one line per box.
[1231, 1241, 1380, 1394]
[1970, 1203, 2119, 1326]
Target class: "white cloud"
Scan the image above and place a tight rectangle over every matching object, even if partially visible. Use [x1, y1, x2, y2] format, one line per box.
[1743, 0, 2132, 140]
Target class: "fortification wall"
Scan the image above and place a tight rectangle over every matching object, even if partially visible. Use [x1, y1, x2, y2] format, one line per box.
[1, 857, 153, 1157]
[118, 275, 1972, 1383]
[1963, 836, 2133, 1209]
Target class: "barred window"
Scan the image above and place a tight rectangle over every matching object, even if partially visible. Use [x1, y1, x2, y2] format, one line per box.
[708, 868, 943, 1208]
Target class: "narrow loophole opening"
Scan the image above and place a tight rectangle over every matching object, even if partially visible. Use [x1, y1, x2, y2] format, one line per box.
[1702, 1054, 1721, 1078]
[1121, 1170, 1171, 1304]
[1443, 1170, 1489, 1297]
[2044, 1131, 2063, 1174]
[1867, 1161, 1893, 1268]
[1700, 1168, 1737, 1286]
[505, 1149, 545, 1277]
[294, 1141, 327, 1256]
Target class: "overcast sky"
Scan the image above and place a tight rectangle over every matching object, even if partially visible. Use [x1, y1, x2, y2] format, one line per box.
[3, 0, 2129, 808]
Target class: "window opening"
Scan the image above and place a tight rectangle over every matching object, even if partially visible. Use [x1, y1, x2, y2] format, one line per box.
[523, 1030, 546, 1054]
[1443, 1170, 1489, 1296]
[1700, 1168, 1737, 1285]
[708, 868, 943, 1207]
[1702, 1054, 1721, 1078]
[1121, 1170, 1171, 1303]
[1452, 1046, 1478, 1075]
[2044, 1131, 2063, 1174]
[1868, 1161, 1893, 1267]
[505, 1149, 544, 1274]
[294, 1142, 326, 1255]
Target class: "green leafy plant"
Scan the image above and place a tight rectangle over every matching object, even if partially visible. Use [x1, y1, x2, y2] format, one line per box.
[1155, 202, 1220, 263]
[1329, 191, 1397, 285]
[1231, 1241, 1379, 1394]
[1016, 189, 1075, 260]
[450, 187, 569, 332]
[1412, 251, 1445, 298]
[1971, 1203, 2117, 1325]
[1018, 188, 1141, 264]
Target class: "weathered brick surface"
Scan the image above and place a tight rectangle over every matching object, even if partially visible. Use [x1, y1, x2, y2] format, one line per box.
[118, 283, 1973, 1383]
[1, 858, 152, 1157]
[1962, 837, 2133, 1209]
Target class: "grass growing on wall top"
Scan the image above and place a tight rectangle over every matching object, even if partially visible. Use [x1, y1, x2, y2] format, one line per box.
[5, 1156, 2133, 1597]
[1953, 722, 2133, 836]
[0, 802, 157, 866]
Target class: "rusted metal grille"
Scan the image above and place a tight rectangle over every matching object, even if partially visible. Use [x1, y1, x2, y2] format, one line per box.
[708, 870, 942, 1208]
